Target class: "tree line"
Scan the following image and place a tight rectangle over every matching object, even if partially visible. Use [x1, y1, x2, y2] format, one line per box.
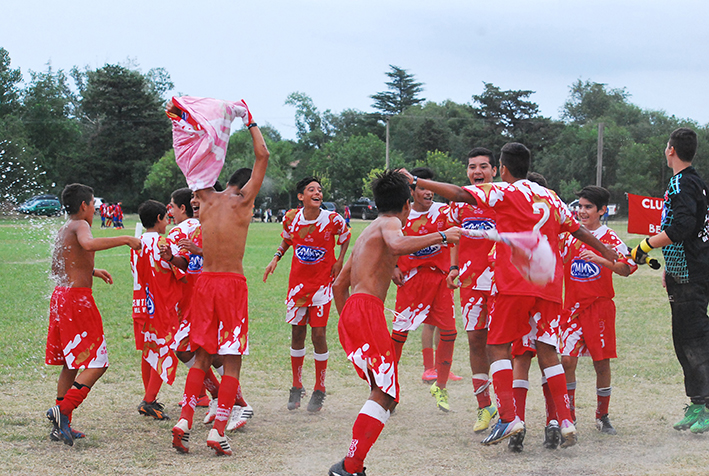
[2, 47, 707, 212]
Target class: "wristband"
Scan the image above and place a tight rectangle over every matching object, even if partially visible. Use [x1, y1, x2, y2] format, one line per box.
[412, 175, 418, 188]
[640, 237, 654, 252]
[247, 122, 258, 129]
[92, 269, 95, 276]
[439, 230, 447, 245]
[274, 250, 283, 259]
[168, 255, 174, 263]
[449, 265, 459, 271]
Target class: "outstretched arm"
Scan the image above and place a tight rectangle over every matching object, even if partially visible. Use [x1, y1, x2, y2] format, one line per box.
[571, 226, 617, 263]
[76, 221, 141, 251]
[401, 168, 476, 205]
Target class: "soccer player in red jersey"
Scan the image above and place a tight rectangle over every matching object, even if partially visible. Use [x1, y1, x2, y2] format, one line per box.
[46, 184, 140, 445]
[131, 200, 184, 420]
[171, 118, 269, 456]
[403, 143, 617, 449]
[560, 185, 637, 435]
[263, 176, 351, 412]
[446, 148, 499, 431]
[328, 170, 461, 476]
[390, 167, 458, 412]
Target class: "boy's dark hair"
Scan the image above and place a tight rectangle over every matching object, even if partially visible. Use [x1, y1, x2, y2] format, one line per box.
[214, 180, 224, 192]
[228, 168, 252, 189]
[61, 183, 94, 215]
[499, 142, 530, 179]
[467, 147, 496, 167]
[669, 127, 698, 162]
[138, 200, 167, 228]
[171, 188, 193, 218]
[526, 172, 548, 188]
[371, 170, 411, 213]
[296, 176, 322, 195]
[576, 185, 610, 210]
[409, 167, 434, 189]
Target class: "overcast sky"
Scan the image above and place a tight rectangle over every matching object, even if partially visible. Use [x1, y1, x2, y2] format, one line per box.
[3, 0, 708, 140]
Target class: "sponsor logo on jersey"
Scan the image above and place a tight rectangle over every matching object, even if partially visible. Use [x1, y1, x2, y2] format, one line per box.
[462, 218, 495, 238]
[145, 285, 156, 316]
[188, 254, 203, 273]
[570, 259, 601, 282]
[411, 244, 441, 258]
[295, 245, 327, 264]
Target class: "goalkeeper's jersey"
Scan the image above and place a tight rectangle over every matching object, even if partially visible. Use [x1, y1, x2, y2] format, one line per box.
[660, 166, 709, 284]
[462, 180, 580, 302]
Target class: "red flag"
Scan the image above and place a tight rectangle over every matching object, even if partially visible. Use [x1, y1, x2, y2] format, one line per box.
[627, 193, 663, 235]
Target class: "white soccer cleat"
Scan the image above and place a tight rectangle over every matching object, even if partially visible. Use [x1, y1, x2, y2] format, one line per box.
[226, 404, 254, 431]
[204, 399, 218, 424]
[207, 428, 232, 456]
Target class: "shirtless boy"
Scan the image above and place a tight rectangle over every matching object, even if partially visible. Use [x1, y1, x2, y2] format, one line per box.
[329, 170, 461, 476]
[171, 122, 269, 456]
[46, 183, 140, 445]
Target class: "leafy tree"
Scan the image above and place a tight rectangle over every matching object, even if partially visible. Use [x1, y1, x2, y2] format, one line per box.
[0, 48, 22, 117]
[22, 66, 85, 188]
[562, 80, 631, 124]
[76, 64, 173, 209]
[285, 92, 332, 149]
[472, 82, 540, 137]
[370, 65, 425, 116]
[414, 150, 468, 187]
[142, 150, 186, 203]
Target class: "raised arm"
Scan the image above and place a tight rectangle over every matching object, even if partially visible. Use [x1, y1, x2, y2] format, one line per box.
[238, 126, 270, 203]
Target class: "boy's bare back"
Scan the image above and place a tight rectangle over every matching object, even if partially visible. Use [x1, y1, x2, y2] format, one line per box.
[52, 220, 96, 288]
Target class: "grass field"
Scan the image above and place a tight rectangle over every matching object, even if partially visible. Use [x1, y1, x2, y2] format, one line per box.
[1, 214, 708, 475]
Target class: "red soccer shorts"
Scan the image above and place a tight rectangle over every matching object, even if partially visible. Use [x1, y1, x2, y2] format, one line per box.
[488, 294, 561, 348]
[560, 298, 617, 361]
[133, 316, 147, 351]
[286, 301, 332, 328]
[393, 267, 455, 332]
[338, 293, 399, 401]
[45, 287, 108, 369]
[190, 272, 249, 356]
[460, 287, 493, 331]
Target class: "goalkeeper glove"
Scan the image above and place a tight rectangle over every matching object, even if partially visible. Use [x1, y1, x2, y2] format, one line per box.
[630, 237, 653, 265]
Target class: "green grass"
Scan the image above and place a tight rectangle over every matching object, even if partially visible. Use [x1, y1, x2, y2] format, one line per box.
[1, 215, 708, 475]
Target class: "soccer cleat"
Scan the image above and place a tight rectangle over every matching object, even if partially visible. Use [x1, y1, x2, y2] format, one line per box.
[473, 405, 497, 433]
[50, 426, 86, 441]
[207, 428, 232, 456]
[674, 403, 705, 431]
[507, 427, 526, 453]
[560, 419, 577, 448]
[690, 406, 709, 434]
[543, 420, 561, 449]
[307, 390, 326, 413]
[204, 399, 218, 424]
[46, 405, 73, 446]
[481, 416, 524, 446]
[422, 368, 437, 383]
[430, 383, 450, 412]
[596, 414, 617, 435]
[287, 386, 305, 410]
[226, 404, 254, 431]
[195, 394, 210, 407]
[448, 370, 463, 382]
[138, 400, 170, 420]
[328, 459, 367, 476]
[172, 418, 190, 454]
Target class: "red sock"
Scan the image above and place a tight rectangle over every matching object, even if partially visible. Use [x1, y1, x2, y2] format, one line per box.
[179, 367, 206, 426]
[490, 360, 515, 422]
[512, 380, 529, 422]
[344, 401, 388, 474]
[58, 384, 91, 416]
[567, 381, 577, 422]
[542, 379, 558, 424]
[56, 397, 72, 422]
[391, 330, 408, 362]
[213, 375, 239, 435]
[422, 347, 434, 370]
[234, 382, 247, 407]
[144, 366, 163, 402]
[435, 330, 456, 388]
[314, 351, 328, 392]
[544, 365, 572, 423]
[596, 387, 612, 419]
[204, 368, 221, 399]
[472, 374, 492, 408]
[290, 347, 305, 388]
[141, 358, 152, 392]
